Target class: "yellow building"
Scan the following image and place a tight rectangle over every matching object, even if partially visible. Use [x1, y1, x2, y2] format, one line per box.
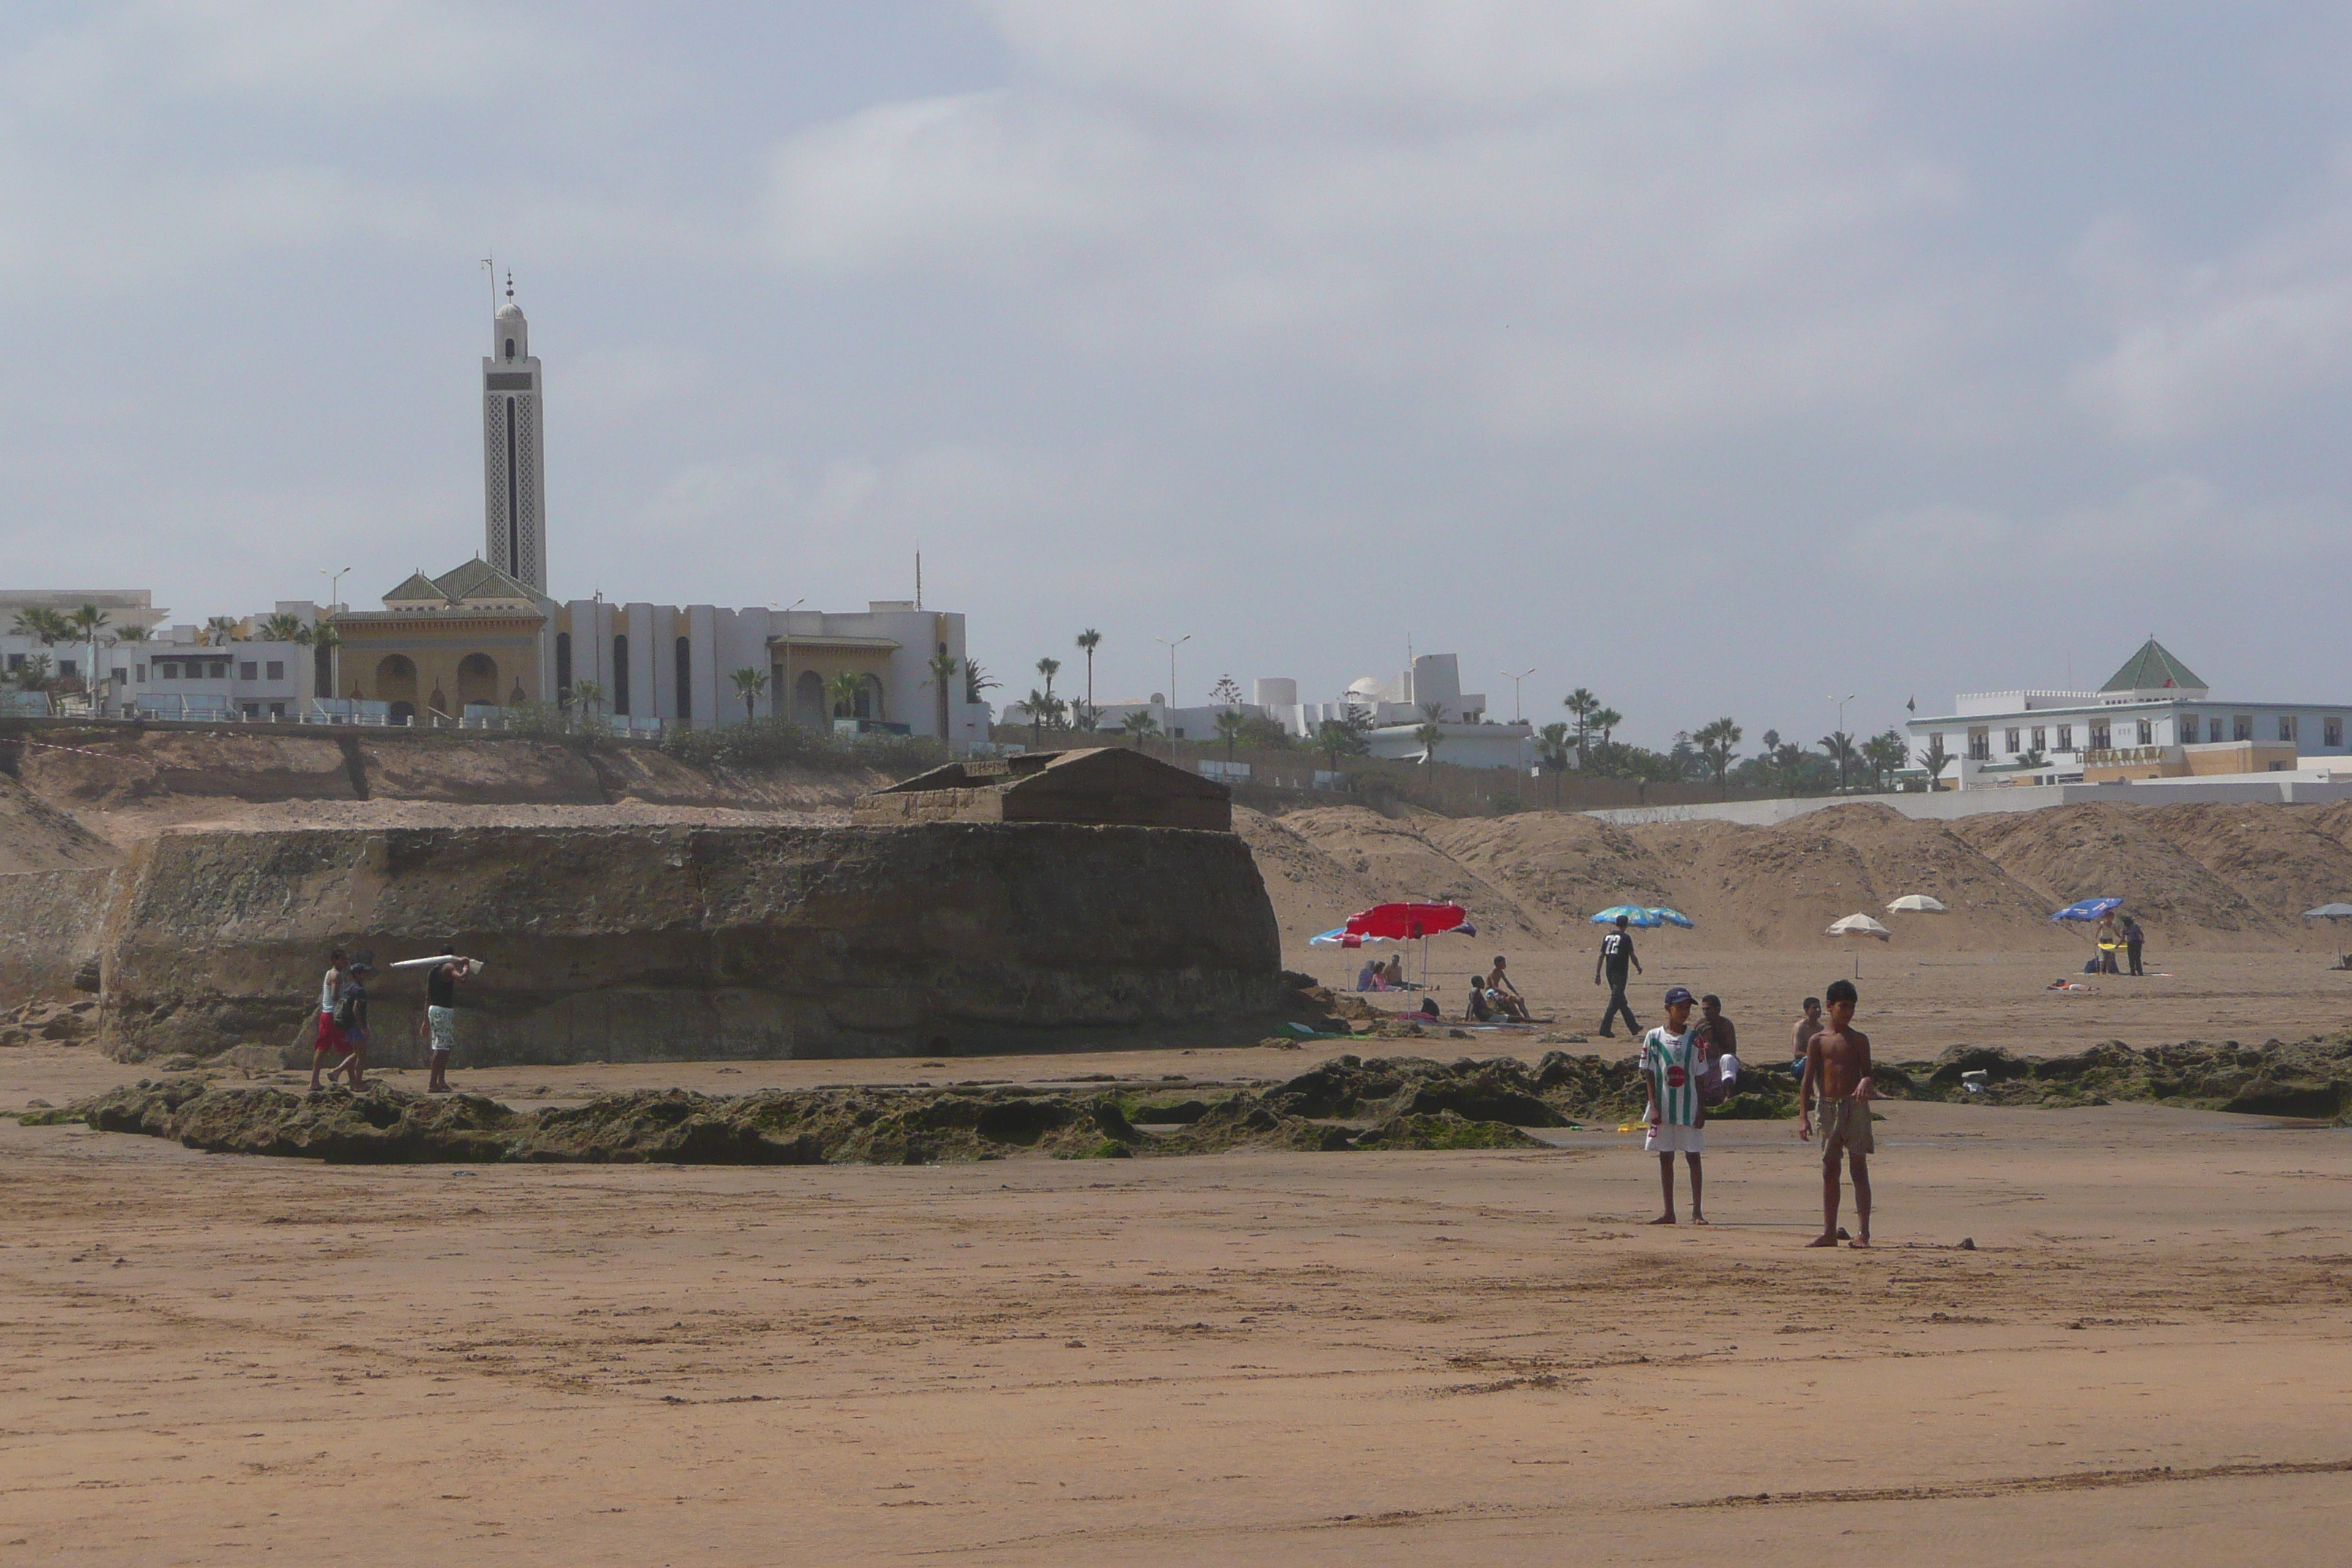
[329, 560, 547, 724]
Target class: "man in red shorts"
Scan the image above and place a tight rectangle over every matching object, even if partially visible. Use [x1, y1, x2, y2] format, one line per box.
[309, 946, 347, 1093]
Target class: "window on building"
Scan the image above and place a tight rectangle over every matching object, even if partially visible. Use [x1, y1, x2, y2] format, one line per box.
[1967, 727, 1990, 761]
[58, 658, 75, 677]
[241, 702, 260, 717]
[2087, 721, 2108, 751]
[265, 661, 283, 680]
[2234, 715, 2253, 742]
[675, 636, 693, 724]
[2329, 717, 2344, 749]
[2005, 728, 2021, 753]
[2208, 717, 2223, 744]
[554, 631, 572, 702]
[4, 654, 18, 671]
[2029, 725, 2046, 751]
[133, 663, 145, 682]
[505, 337, 516, 361]
[269, 703, 286, 719]
[239, 661, 258, 682]
[611, 634, 630, 715]
[2280, 715, 2299, 743]
[157, 662, 175, 680]
[2057, 724, 2074, 751]
[2136, 719, 2152, 746]
[208, 661, 227, 679]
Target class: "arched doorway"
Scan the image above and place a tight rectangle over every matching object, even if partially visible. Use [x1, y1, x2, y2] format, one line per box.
[457, 653, 499, 708]
[374, 655, 418, 710]
[859, 674, 883, 720]
[794, 669, 826, 725]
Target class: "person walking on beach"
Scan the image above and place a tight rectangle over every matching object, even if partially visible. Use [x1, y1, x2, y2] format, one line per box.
[1798, 978, 1874, 1249]
[423, 949, 473, 1094]
[1640, 987, 1706, 1224]
[328, 960, 374, 1091]
[2122, 913, 2145, 977]
[308, 947, 347, 1093]
[1594, 914, 1643, 1037]
[1791, 996, 1823, 1078]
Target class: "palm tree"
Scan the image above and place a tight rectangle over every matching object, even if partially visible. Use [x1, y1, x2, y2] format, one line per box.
[828, 669, 868, 723]
[1022, 687, 1057, 747]
[309, 622, 342, 701]
[258, 612, 310, 645]
[1921, 734, 1953, 791]
[1068, 699, 1099, 733]
[203, 616, 242, 647]
[572, 679, 606, 723]
[12, 608, 67, 649]
[1771, 740, 1806, 791]
[114, 622, 151, 645]
[1562, 687, 1599, 769]
[925, 649, 960, 737]
[1537, 720, 1570, 769]
[1414, 717, 1444, 766]
[1074, 629, 1101, 709]
[728, 666, 769, 724]
[1820, 730, 1858, 793]
[1035, 656, 1060, 712]
[1213, 707, 1248, 764]
[67, 604, 110, 704]
[1316, 713, 1371, 772]
[1120, 708, 1160, 751]
[1692, 716, 1744, 793]
[962, 659, 998, 705]
[1861, 730, 1906, 791]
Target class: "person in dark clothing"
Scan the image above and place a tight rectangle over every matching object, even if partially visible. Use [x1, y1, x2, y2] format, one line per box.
[2122, 914, 2145, 977]
[423, 947, 475, 1093]
[1594, 914, 1643, 1037]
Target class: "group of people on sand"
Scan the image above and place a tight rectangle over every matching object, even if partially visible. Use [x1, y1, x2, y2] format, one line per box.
[2092, 910, 2147, 976]
[1634, 976, 1879, 1250]
[306, 946, 478, 1095]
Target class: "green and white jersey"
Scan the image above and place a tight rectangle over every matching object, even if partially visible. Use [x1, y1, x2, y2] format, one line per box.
[1641, 1026, 1704, 1127]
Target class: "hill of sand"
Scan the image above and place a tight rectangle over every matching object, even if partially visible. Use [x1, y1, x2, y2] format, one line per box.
[0, 772, 120, 873]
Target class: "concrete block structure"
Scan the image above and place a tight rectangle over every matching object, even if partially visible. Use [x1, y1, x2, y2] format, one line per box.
[853, 747, 1233, 830]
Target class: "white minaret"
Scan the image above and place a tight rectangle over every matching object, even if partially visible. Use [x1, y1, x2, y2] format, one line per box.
[481, 274, 547, 592]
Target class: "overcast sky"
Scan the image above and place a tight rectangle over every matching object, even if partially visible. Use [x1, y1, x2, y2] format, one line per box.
[7, 2, 2352, 745]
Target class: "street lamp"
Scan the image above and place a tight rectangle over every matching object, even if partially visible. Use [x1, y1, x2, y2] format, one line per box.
[319, 567, 350, 703]
[772, 598, 806, 724]
[1154, 634, 1191, 713]
[1501, 667, 1537, 724]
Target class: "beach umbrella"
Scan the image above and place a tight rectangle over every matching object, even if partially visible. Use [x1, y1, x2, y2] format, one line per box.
[1827, 911, 1890, 979]
[2051, 897, 2122, 924]
[1885, 894, 1947, 914]
[2304, 902, 2352, 968]
[1648, 907, 1695, 928]
[1590, 905, 1664, 927]
[1323, 900, 1475, 986]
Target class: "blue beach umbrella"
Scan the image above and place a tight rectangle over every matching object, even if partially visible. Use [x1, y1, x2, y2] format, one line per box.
[1590, 905, 1662, 927]
[2051, 897, 2122, 924]
[1648, 907, 1695, 929]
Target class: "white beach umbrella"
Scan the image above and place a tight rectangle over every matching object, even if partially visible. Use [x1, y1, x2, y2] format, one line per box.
[1885, 894, 1946, 914]
[1827, 911, 1890, 978]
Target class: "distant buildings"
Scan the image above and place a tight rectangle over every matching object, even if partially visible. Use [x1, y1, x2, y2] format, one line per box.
[1905, 638, 2351, 788]
[7, 285, 990, 741]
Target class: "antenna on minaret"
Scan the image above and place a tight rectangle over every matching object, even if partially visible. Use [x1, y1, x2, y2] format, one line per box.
[916, 550, 923, 609]
[480, 255, 495, 316]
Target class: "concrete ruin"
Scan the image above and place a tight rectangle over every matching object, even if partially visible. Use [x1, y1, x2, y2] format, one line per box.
[851, 747, 1232, 832]
[79, 817, 1283, 1065]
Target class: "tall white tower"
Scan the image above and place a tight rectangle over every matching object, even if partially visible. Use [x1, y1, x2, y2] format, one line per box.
[481, 275, 547, 592]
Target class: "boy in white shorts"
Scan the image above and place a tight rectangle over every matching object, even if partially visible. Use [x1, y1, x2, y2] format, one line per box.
[1640, 985, 1708, 1226]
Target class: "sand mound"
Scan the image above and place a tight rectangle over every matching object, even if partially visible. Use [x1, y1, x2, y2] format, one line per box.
[2138, 803, 2352, 922]
[1232, 807, 1391, 937]
[1273, 806, 1545, 939]
[1421, 813, 1673, 933]
[1950, 804, 2276, 941]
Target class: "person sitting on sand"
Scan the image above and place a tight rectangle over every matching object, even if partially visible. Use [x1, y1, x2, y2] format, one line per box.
[1798, 978, 1874, 1249]
[1466, 976, 1495, 1023]
[1381, 955, 1406, 989]
[1696, 995, 1739, 1088]
[1640, 986, 1708, 1225]
[1357, 958, 1380, 992]
[1485, 957, 1531, 1020]
[1790, 996, 1823, 1077]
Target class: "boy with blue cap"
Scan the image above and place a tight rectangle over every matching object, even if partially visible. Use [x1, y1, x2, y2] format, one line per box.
[1640, 986, 1707, 1225]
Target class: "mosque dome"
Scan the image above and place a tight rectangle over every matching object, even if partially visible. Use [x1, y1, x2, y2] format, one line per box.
[496, 300, 525, 320]
[1347, 676, 1384, 698]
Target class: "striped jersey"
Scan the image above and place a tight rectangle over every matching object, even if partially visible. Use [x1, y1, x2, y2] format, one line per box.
[1641, 1025, 1705, 1127]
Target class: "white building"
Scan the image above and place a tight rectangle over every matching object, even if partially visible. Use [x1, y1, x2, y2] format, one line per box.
[1906, 638, 2352, 788]
[1275, 654, 1536, 770]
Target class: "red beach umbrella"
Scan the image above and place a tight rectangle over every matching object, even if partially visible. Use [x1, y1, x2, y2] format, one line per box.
[1343, 902, 1474, 941]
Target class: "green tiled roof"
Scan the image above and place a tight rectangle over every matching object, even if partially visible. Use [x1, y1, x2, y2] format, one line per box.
[431, 558, 537, 603]
[382, 570, 449, 604]
[2100, 638, 2206, 694]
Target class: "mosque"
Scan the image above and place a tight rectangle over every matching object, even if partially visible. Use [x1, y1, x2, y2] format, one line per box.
[323, 281, 987, 739]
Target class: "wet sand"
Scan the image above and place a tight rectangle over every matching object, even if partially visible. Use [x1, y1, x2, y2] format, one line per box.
[5, 1036, 2352, 1564]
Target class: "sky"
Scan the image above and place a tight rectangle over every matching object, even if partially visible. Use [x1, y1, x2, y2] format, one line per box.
[7, 1, 2352, 747]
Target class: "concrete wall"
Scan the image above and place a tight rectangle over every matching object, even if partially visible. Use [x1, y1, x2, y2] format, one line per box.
[1588, 775, 2352, 828]
[97, 822, 1284, 1065]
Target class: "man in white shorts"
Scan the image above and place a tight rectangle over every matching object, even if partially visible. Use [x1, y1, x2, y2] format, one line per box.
[1640, 985, 1708, 1226]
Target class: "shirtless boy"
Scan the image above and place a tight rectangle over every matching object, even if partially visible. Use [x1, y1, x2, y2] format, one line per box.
[1797, 979, 1874, 1248]
[1790, 996, 1823, 1077]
